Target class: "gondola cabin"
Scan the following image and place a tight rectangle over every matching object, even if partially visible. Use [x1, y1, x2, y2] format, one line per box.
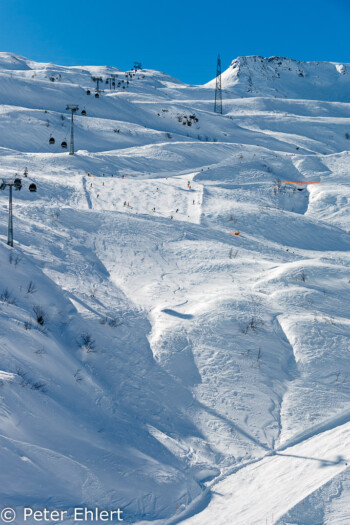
[29, 183, 37, 193]
[61, 141, 67, 149]
[14, 178, 22, 190]
[49, 137, 55, 145]
[86, 90, 91, 95]
[95, 93, 99, 98]
[81, 110, 86, 116]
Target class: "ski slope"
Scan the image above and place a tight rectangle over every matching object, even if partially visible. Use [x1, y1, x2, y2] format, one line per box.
[0, 52, 350, 524]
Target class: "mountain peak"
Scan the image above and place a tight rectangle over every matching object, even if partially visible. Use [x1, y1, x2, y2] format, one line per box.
[211, 55, 350, 102]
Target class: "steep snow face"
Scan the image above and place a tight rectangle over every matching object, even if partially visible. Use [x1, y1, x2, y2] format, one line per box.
[0, 52, 350, 524]
[209, 56, 350, 102]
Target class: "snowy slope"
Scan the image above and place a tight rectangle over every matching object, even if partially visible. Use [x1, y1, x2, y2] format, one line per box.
[0, 52, 350, 524]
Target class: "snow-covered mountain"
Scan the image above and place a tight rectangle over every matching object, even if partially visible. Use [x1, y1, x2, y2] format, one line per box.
[0, 52, 350, 524]
[208, 55, 350, 102]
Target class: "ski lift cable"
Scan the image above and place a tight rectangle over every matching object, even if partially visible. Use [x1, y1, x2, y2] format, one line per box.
[42, 86, 91, 160]
[38, 68, 123, 155]
[18, 83, 89, 182]
[26, 68, 130, 190]
[36, 67, 128, 168]
[19, 109, 67, 179]
[30, 108, 72, 179]
[41, 82, 99, 167]
[30, 73, 118, 179]
[42, 83, 91, 153]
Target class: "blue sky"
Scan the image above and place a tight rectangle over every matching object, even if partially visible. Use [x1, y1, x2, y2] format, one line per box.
[0, 0, 349, 84]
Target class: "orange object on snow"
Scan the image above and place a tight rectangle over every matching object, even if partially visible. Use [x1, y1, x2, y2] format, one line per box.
[284, 181, 321, 185]
[234, 232, 240, 236]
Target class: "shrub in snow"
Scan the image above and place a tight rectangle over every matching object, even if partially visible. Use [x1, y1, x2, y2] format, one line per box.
[26, 281, 37, 294]
[240, 317, 264, 334]
[35, 347, 47, 356]
[74, 369, 83, 382]
[78, 333, 96, 353]
[24, 320, 32, 330]
[33, 305, 45, 325]
[296, 269, 306, 282]
[100, 316, 123, 328]
[8, 253, 21, 267]
[31, 382, 48, 392]
[0, 288, 16, 305]
[17, 368, 47, 392]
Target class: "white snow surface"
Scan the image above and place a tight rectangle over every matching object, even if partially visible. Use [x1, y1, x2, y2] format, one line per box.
[0, 52, 350, 524]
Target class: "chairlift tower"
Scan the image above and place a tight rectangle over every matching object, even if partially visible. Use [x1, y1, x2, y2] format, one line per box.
[66, 105, 79, 155]
[133, 62, 142, 71]
[0, 178, 37, 246]
[92, 76, 103, 92]
[214, 54, 222, 115]
[106, 74, 117, 90]
[0, 177, 22, 247]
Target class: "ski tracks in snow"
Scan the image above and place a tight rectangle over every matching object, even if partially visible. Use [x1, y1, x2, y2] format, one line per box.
[82, 175, 92, 210]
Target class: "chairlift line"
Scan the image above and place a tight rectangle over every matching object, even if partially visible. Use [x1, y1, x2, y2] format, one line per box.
[43, 66, 131, 164]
